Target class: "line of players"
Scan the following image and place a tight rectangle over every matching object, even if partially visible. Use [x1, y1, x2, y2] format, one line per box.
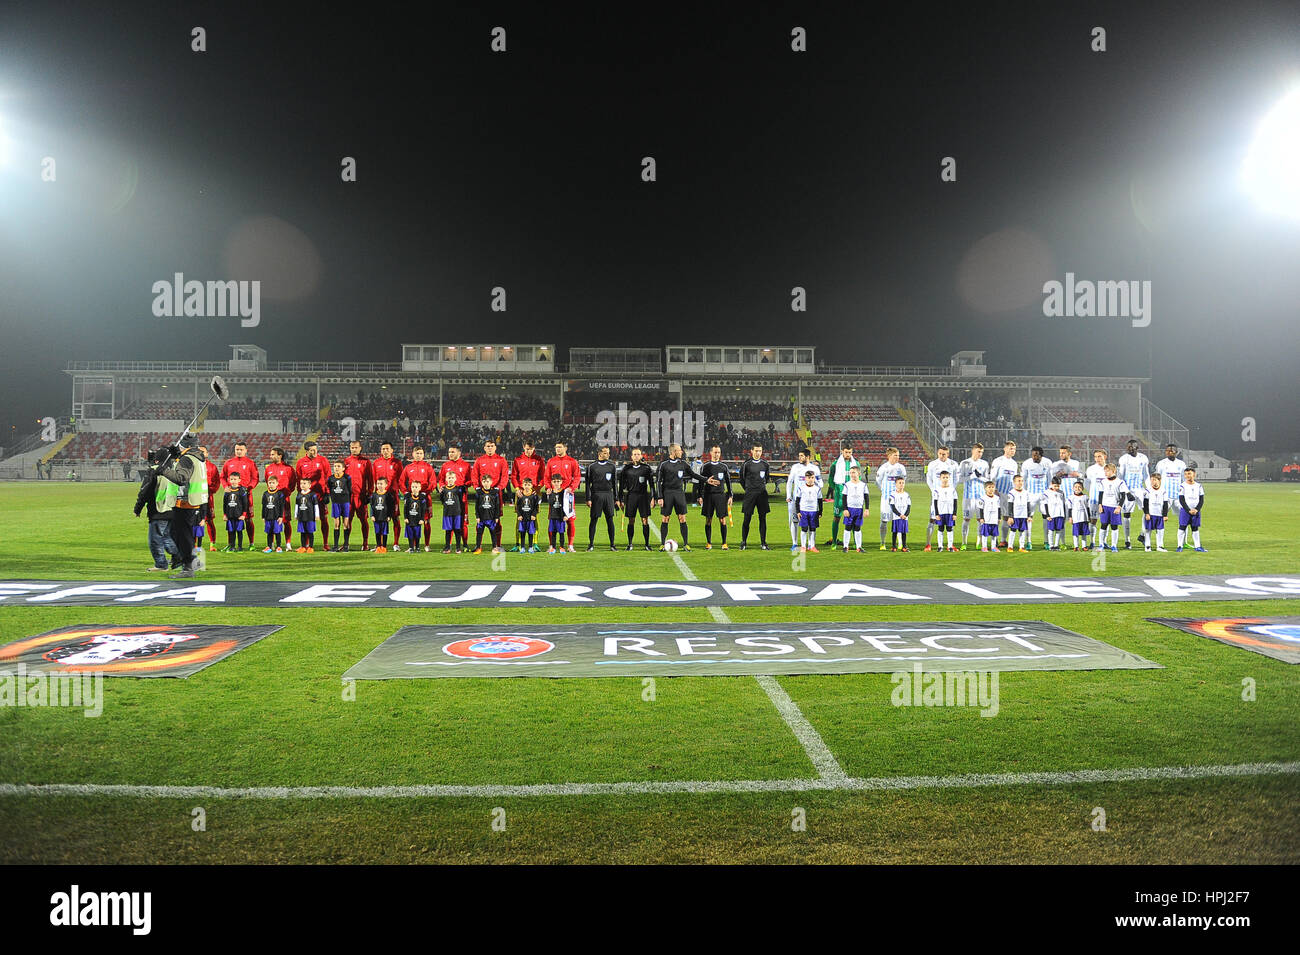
[191, 437, 782, 555]
[917, 438, 1208, 553]
[194, 435, 1208, 557]
[781, 439, 1207, 554]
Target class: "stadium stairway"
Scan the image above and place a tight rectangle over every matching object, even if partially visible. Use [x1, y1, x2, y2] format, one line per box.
[898, 406, 932, 459]
[39, 432, 75, 465]
[792, 405, 816, 459]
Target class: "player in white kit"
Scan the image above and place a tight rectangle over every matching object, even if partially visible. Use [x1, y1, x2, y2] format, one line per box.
[988, 441, 1019, 548]
[887, 476, 912, 551]
[1040, 477, 1067, 550]
[957, 443, 990, 549]
[1006, 474, 1032, 551]
[1143, 473, 1169, 552]
[1084, 449, 1109, 548]
[930, 471, 958, 551]
[1155, 444, 1186, 528]
[1097, 463, 1130, 552]
[785, 448, 822, 552]
[795, 471, 823, 553]
[1068, 481, 1092, 550]
[875, 448, 907, 551]
[1117, 438, 1150, 549]
[840, 467, 870, 552]
[978, 482, 1002, 553]
[1020, 446, 1053, 551]
[1177, 467, 1207, 552]
[923, 445, 959, 551]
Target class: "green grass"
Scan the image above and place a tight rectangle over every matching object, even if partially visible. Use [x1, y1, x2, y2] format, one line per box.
[3, 481, 1294, 581]
[5, 777, 1297, 864]
[1, 481, 1297, 863]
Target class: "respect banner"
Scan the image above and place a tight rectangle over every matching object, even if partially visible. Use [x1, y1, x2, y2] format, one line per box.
[345, 621, 1160, 679]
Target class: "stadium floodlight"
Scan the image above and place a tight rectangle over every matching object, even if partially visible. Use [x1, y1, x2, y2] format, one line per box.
[1241, 86, 1300, 219]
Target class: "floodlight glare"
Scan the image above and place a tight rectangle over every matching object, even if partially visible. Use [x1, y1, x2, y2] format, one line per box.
[1241, 87, 1300, 219]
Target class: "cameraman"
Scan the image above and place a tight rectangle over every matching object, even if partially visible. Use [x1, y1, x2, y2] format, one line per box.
[134, 447, 181, 572]
[156, 435, 210, 579]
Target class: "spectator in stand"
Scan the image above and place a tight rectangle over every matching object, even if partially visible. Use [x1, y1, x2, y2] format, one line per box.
[919, 391, 1015, 430]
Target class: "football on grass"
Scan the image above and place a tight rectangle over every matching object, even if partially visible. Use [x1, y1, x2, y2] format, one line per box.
[663, 539, 678, 552]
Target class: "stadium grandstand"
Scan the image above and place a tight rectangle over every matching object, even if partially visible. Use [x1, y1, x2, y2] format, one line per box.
[1, 344, 1213, 480]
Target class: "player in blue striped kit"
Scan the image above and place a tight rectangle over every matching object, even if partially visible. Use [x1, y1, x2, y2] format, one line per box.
[1020, 447, 1053, 551]
[923, 445, 958, 551]
[957, 443, 990, 550]
[874, 448, 907, 551]
[1117, 439, 1150, 550]
[1155, 444, 1186, 531]
[988, 441, 1019, 548]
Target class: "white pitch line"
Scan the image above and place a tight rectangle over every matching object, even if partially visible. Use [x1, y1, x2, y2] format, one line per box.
[751, 674, 850, 782]
[3, 761, 1295, 801]
[663, 521, 849, 782]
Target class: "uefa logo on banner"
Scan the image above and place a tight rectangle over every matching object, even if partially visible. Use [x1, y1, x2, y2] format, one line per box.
[442, 636, 555, 660]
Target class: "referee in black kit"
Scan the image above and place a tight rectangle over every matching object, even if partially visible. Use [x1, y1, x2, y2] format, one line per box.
[738, 443, 772, 550]
[585, 446, 620, 551]
[655, 442, 692, 550]
[696, 444, 734, 549]
[619, 447, 656, 550]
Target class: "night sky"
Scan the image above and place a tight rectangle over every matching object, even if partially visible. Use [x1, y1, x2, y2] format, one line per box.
[1, 1, 1297, 453]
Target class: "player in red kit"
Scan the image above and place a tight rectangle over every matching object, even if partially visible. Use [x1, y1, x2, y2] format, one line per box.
[470, 439, 508, 498]
[263, 447, 296, 531]
[199, 445, 221, 551]
[437, 444, 472, 548]
[342, 439, 374, 550]
[399, 445, 437, 550]
[545, 440, 582, 551]
[295, 440, 332, 550]
[371, 441, 404, 543]
[220, 441, 260, 546]
[509, 439, 546, 551]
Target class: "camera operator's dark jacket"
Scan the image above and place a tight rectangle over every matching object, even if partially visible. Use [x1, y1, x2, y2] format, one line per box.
[134, 465, 173, 521]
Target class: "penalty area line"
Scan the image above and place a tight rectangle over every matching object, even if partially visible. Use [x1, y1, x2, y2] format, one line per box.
[2, 761, 1296, 801]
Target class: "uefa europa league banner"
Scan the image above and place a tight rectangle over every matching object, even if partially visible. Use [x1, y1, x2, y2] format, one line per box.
[2, 576, 1298, 608]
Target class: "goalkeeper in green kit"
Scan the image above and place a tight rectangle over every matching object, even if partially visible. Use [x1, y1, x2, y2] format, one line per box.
[826, 445, 861, 547]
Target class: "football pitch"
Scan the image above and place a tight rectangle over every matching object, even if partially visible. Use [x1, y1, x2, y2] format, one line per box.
[1, 481, 1298, 863]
